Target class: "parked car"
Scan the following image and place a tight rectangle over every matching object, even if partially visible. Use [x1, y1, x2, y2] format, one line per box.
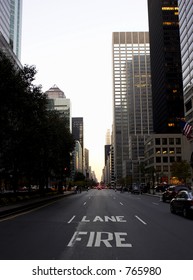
[162, 185, 189, 202]
[18, 186, 28, 192]
[139, 183, 147, 193]
[155, 184, 169, 193]
[131, 184, 141, 194]
[170, 190, 193, 218]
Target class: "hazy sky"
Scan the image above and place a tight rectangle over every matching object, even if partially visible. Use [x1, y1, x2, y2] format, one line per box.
[21, 0, 149, 181]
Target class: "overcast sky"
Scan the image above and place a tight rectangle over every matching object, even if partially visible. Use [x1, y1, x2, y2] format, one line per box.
[21, 0, 149, 181]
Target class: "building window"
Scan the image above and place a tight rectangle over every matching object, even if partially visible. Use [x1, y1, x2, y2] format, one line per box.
[169, 148, 175, 154]
[162, 138, 167, 145]
[170, 157, 175, 162]
[162, 148, 168, 154]
[155, 138, 160, 145]
[156, 148, 161, 154]
[176, 147, 181, 154]
[176, 138, 181, 144]
[156, 166, 161, 172]
[156, 157, 161, 163]
[163, 157, 168, 163]
[163, 166, 168, 172]
[169, 138, 174, 145]
[185, 99, 192, 112]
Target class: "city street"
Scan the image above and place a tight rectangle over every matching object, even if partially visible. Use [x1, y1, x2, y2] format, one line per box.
[0, 189, 192, 260]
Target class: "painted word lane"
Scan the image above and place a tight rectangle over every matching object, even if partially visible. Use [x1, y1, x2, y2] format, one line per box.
[67, 215, 132, 248]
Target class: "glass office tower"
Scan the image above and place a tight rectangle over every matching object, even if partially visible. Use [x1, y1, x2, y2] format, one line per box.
[178, 0, 193, 125]
[10, 0, 22, 59]
[147, 0, 184, 133]
[112, 32, 153, 182]
[0, 0, 10, 43]
[72, 118, 84, 153]
[0, 0, 22, 60]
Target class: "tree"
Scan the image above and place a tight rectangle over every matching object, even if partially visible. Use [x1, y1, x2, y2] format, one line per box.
[170, 160, 191, 183]
[0, 50, 75, 192]
[41, 110, 74, 190]
[0, 50, 48, 191]
[73, 172, 86, 188]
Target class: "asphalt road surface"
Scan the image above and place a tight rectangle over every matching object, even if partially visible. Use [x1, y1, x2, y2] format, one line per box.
[0, 189, 193, 260]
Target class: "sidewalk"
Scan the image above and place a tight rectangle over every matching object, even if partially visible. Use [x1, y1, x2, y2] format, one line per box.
[0, 191, 75, 219]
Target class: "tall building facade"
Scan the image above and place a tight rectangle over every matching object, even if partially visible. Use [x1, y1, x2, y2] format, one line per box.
[147, 0, 184, 133]
[72, 117, 84, 151]
[105, 129, 111, 145]
[0, 0, 10, 43]
[178, 0, 193, 125]
[10, 0, 22, 59]
[84, 148, 89, 177]
[112, 32, 153, 182]
[71, 140, 83, 178]
[0, 0, 22, 60]
[45, 85, 71, 131]
[177, 0, 193, 175]
[143, 1, 193, 185]
[72, 117, 84, 174]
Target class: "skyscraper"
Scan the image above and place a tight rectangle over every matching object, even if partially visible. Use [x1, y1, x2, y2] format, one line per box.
[72, 117, 84, 151]
[10, 0, 22, 60]
[72, 117, 84, 175]
[147, 0, 184, 133]
[0, 0, 10, 43]
[45, 85, 71, 131]
[105, 129, 111, 145]
[112, 32, 153, 181]
[0, 0, 22, 63]
[178, 0, 193, 124]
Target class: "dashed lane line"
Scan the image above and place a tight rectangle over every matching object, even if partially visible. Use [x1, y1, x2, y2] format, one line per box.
[135, 215, 147, 225]
[67, 215, 76, 224]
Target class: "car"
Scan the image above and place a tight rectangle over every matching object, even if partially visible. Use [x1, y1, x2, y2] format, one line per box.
[155, 184, 169, 193]
[162, 185, 189, 202]
[131, 184, 141, 194]
[170, 190, 193, 218]
[18, 186, 28, 192]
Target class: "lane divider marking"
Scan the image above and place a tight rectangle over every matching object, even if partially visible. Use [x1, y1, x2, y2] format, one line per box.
[135, 215, 147, 225]
[67, 215, 76, 224]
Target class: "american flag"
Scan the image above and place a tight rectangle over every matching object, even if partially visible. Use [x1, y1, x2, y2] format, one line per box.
[179, 120, 193, 139]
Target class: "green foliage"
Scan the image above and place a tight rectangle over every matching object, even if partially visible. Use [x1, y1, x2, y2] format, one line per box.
[0, 50, 75, 191]
[170, 160, 191, 182]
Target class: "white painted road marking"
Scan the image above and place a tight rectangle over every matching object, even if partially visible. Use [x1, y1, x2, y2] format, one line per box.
[67, 216, 129, 247]
[135, 215, 147, 225]
[120, 202, 124, 206]
[67, 231, 132, 247]
[67, 215, 76, 224]
[67, 231, 87, 247]
[83, 202, 87, 205]
[80, 216, 127, 222]
[152, 202, 159, 205]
